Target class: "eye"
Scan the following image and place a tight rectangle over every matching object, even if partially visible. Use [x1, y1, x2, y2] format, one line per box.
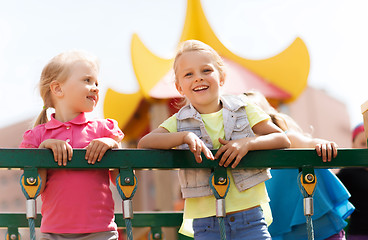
[84, 78, 90, 83]
[184, 72, 192, 77]
[203, 68, 213, 73]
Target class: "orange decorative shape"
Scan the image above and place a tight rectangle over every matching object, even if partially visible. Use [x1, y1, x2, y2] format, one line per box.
[211, 176, 229, 198]
[300, 174, 317, 196]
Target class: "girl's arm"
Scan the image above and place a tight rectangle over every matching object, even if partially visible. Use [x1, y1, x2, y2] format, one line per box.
[138, 127, 214, 163]
[247, 119, 291, 150]
[109, 169, 119, 186]
[38, 169, 47, 194]
[215, 119, 290, 168]
[286, 131, 338, 162]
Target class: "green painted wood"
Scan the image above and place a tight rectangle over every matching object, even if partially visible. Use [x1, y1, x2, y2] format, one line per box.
[0, 147, 366, 240]
[0, 212, 183, 228]
[1, 148, 368, 169]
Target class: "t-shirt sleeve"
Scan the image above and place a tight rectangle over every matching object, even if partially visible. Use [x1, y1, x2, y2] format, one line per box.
[245, 102, 270, 128]
[159, 114, 178, 133]
[19, 129, 40, 148]
[102, 119, 125, 142]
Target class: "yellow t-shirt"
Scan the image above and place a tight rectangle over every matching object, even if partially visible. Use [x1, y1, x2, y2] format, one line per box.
[160, 102, 272, 236]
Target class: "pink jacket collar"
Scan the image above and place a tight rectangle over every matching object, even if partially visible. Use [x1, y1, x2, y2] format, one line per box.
[45, 113, 89, 129]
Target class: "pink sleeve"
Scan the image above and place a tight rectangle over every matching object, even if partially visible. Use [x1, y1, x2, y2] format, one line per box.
[19, 129, 40, 148]
[102, 119, 124, 143]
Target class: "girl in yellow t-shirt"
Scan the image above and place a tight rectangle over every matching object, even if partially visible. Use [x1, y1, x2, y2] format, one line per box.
[138, 40, 290, 240]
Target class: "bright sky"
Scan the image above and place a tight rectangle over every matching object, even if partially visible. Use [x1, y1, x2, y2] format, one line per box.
[1, 0, 367, 129]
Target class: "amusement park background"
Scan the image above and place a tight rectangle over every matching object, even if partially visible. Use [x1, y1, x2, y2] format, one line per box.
[0, 0, 368, 239]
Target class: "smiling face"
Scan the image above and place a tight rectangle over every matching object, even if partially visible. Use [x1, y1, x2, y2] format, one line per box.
[52, 61, 99, 121]
[174, 50, 224, 114]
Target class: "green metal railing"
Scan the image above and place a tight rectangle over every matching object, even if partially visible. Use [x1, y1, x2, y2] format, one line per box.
[1, 148, 368, 239]
[0, 213, 189, 240]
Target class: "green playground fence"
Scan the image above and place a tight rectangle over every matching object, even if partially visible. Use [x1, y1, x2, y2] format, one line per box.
[0, 148, 367, 239]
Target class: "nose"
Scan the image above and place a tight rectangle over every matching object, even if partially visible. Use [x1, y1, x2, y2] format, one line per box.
[194, 73, 203, 82]
[91, 86, 99, 94]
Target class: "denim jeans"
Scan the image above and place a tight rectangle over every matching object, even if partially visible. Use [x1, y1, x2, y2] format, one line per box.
[193, 207, 271, 240]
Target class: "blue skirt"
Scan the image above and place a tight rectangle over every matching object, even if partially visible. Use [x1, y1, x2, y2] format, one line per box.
[266, 169, 354, 240]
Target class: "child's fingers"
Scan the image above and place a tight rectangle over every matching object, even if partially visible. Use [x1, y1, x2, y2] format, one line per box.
[51, 146, 58, 163]
[96, 145, 109, 163]
[85, 143, 91, 161]
[67, 145, 73, 161]
[203, 146, 214, 160]
[215, 138, 229, 159]
[62, 144, 68, 166]
[321, 144, 327, 162]
[56, 144, 64, 166]
[315, 144, 322, 157]
[90, 146, 103, 164]
[231, 150, 248, 168]
[85, 141, 98, 163]
[195, 154, 203, 163]
[326, 144, 333, 162]
[332, 143, 338, 158]
[219, 148, 231, 166]
[194, 142, 202, 163]
[89, 143, 102, 164]
[232, 155, 243, 168]
[198, 141, 213, 160]
[223, 152, 237, 167]
[187, 139, 197, 154]
[214, 145, 226, 159]
[218, 138, 228, 145]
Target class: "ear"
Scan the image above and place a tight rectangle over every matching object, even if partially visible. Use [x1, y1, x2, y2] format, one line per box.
[219, 73, 226, 86]
[50, 81, 64, 97]
[175, 81, 185, 96]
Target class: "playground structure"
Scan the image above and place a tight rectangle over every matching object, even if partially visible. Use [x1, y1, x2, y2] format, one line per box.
[0, 1, 359, 239]
[1, 130, 368, 240]
[1, 98, 368, 239]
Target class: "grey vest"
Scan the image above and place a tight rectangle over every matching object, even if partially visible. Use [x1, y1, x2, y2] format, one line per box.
[176, 95, 271, 198]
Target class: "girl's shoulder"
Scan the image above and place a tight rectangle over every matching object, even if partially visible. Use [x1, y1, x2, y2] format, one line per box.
[93, 118, 124, 142]
[92, 118, 119, 125]
[20, 124, 46, 148]
[23, 123, 47, 136]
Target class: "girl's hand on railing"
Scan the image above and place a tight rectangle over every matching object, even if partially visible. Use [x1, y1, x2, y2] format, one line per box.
[39, 139, 73, 166]
[315, 141, 338, 162]
[215, 138, 250, 168]
[85, 138, 119, 164]
[183, 132, 214, 163]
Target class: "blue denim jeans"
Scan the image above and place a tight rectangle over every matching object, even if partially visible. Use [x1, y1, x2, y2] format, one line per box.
[193, 207, 271, 240]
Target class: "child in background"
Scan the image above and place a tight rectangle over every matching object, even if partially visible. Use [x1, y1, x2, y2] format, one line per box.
[245, 91, 354, 240]
[20, 51, 124, 240]
[138, 40, 290, 240]
[337, 123, 368, 240]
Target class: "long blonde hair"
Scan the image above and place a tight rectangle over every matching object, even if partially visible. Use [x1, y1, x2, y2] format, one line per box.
[34, 50, 99, 126]
[245, 91, 305, 134]
[173, 40, 225, 83]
